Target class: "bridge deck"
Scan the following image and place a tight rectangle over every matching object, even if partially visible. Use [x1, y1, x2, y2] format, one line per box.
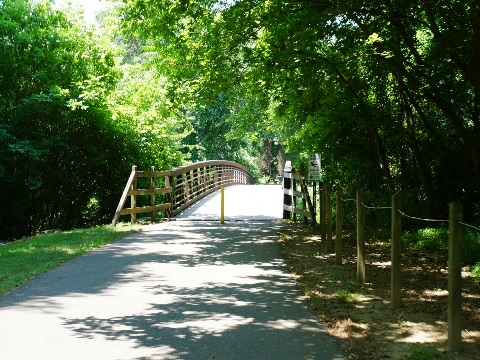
[175, 184, 283, 221]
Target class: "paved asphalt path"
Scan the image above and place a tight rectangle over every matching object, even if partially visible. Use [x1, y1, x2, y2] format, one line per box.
[0, 189, 347, 360]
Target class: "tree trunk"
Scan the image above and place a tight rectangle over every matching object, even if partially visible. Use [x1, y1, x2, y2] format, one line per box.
[398, 80, 436, 215]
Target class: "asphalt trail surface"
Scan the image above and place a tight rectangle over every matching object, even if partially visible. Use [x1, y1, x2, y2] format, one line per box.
[0, 221, 346, 359]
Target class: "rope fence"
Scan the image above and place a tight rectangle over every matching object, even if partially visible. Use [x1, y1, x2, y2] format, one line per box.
[458, 221, 480, 232]
[284, 172, 479, 354]
[360, 202, 392, 210]
[396, 209, 448, 223]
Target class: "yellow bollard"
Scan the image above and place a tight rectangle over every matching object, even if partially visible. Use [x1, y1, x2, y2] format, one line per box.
[220, 186, 225, 224]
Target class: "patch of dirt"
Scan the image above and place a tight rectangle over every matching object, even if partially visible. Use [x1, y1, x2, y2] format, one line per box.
[279, 222, 480, 360]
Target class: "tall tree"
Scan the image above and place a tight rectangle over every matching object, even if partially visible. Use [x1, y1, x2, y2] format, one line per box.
[0, 0, 183, 240]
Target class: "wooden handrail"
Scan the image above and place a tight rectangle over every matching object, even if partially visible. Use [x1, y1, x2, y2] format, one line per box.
[112, 161, 254, 225]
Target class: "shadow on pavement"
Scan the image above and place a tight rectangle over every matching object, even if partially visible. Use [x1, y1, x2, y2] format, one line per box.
[0, 221, 346, 360]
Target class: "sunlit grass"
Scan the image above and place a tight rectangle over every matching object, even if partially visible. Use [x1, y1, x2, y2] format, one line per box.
[335, 283, 363, 303]
[403, 227, 480, 279]
[0, 224, 142, 297]
[402, 227, 449, 252]
[407, 344, 443, 359]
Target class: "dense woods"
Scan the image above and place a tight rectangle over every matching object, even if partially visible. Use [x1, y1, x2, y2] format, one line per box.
[0, 0, 179, 239]
[1, 0, 480, 245]
[0, 0, 264, 240]
[121, 0, 480, 219]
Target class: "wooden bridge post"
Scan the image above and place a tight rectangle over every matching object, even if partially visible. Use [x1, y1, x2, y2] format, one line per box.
[130, 165, 137, 224]
[218, 164, 223, 187]
[165, 174, 174, 218]
[150, 166, 156, 222]
[283, 161, 292, 219]
[209, 165, 215, 189]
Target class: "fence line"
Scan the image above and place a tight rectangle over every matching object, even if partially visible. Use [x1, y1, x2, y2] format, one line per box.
[281, 161, 479, 353]
[458, 221, 480, 232]
[396, 209, 448, 223]
[360, 202, 392, 210]
[350, 190, 476, 353]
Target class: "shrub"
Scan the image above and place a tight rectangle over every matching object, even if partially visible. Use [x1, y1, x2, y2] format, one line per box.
[402, 227, 480, 266]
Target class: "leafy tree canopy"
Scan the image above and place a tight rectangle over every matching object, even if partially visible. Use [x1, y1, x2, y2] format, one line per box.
[119, 0, 480, 218]
[0, 0, 187, 240]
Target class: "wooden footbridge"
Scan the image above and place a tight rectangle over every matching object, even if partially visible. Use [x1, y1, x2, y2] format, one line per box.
[112, 160, 313, 225]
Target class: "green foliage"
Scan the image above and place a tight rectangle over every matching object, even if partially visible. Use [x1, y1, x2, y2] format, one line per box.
[335, 283, 363, 303]
[119, 0, 480, 224]
[182, 94, 265, 178]
[107, 61, 187, 169]
[463, 230, 480, 266]
[403, 228, 480, 265]
[472, 263, 480, 283]
[185, 94, 248, 161]
[403, 228, 449, 252]
[0, 1, 186, 240]
[1, 0, 117, 239]
[407, 345, 443, 360]
[0, 224, 141, 296]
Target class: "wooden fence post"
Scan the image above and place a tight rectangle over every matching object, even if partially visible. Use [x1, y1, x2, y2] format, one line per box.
[326, 183, 333, 253]
[302, 179, 308, 225]
[391, 194, 402, 308]
[283, 162, 292, 219]
[357, 189, 365, 284]
[320, 182, 326, 244]
[335, 186, 343, 265]
[130, 165, 138, 224]
[300, 178, 315, 226]
[448, 202, 463, 353]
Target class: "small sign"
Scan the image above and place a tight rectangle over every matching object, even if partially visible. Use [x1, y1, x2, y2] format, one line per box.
[308, 154, 322, 181]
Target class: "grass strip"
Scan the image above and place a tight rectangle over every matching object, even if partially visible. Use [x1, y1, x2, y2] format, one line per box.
[0, 224, 141, 297]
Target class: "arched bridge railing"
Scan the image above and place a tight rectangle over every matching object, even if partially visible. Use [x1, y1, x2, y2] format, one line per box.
[112, 160, 254, 225]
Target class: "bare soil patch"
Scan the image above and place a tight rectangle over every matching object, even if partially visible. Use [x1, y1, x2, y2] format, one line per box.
[279, 222, 480, 360]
